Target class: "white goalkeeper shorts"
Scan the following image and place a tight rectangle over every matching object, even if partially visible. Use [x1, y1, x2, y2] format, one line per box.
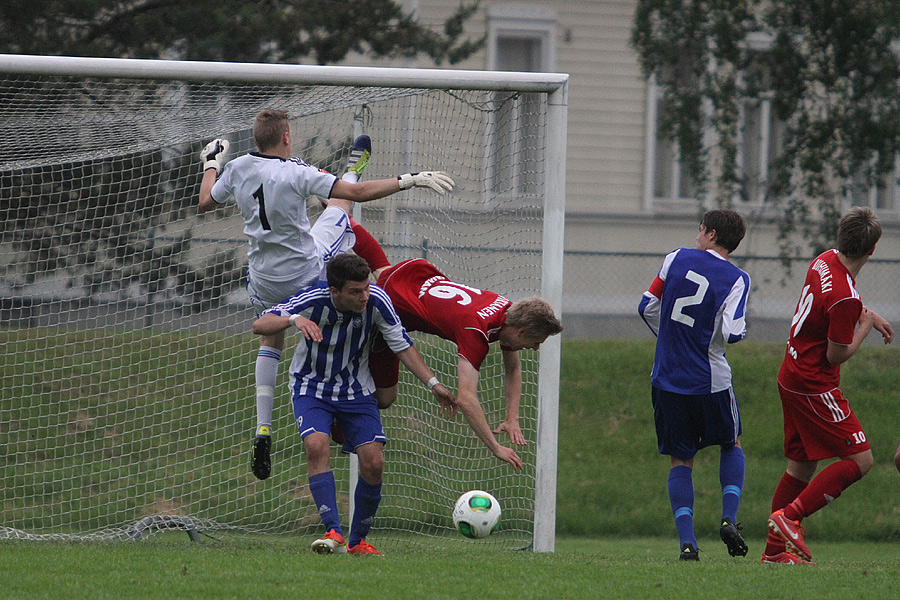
[311, 205, 356, 266]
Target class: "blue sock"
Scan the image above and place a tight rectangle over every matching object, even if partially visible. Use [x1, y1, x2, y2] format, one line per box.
[309, 471, 342, 535]
[719, 445, 745, 524]
[348, 477, 382, 547]
[668, 465, 696, 548]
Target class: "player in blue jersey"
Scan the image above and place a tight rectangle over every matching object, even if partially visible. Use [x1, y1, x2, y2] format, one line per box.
[197, 109, 454, 481]
[252, 253, 456, 555]
[638, 209, 751, 561]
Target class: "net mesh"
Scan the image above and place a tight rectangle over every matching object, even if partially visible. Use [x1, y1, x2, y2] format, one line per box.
[0, 71, 548, 550]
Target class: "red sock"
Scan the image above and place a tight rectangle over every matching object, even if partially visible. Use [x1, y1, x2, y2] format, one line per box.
[785, 459, 862, 521]
[350, 218, 391, 272]
[772, 471, 808, 513]
[765, 472, 808, 556]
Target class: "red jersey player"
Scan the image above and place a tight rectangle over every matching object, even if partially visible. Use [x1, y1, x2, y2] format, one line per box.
[351, 220, 563, 471]
[763, 207, 893, 564]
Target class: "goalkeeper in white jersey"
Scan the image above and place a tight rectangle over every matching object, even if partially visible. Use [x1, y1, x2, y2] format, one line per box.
[197, 109, 454, 481]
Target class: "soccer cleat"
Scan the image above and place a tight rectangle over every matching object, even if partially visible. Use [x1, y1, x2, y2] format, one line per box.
[344, 135, 371, 178]
[768, 509, 812, 561]
[251, 427, 272, 480]
[348, 539, 381, 555]
[679, 543, 699, 561]
[719, 518, 749, 557]
[760, 551, 814, 565]
[311, 529, 346, 554]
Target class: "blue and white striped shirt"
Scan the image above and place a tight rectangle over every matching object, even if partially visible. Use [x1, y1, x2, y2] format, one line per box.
[265, 282, 413, 402]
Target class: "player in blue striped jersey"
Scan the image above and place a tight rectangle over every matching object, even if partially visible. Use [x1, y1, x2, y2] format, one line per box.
[638, 209, 751, 561]
[252, 253, 455, 554]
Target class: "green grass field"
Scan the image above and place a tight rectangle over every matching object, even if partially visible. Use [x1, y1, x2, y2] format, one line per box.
[557, 339, 900, 544]
[3, 337, 900, 598]
[1, 535, 899, 599]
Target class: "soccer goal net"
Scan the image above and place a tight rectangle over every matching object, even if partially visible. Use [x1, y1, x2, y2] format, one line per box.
[0, 55, 567, 552]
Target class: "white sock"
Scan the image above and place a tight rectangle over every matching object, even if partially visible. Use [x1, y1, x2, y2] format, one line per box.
[255, 346, 281, 435]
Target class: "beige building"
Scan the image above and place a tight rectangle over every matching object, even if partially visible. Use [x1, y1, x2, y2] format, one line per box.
[327, 0, 900, 338]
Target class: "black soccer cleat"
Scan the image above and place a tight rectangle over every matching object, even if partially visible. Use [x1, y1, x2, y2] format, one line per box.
[720, 518, 749, 557]
[251, 434, 272, 480]
[679, 543, 700, 561]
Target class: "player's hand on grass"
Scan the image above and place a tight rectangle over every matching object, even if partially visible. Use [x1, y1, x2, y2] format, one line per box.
[398, 171, 454, 195]
[494, 445, 523, 471]
[493, 420, 526, 446]
[201, 138, 230, 174]
[432, 383, 458, 418]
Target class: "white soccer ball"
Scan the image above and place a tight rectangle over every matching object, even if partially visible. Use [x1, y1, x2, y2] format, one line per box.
[452, 490, 501, 539]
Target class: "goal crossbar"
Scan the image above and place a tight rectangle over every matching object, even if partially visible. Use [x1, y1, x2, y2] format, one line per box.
[0, 54, 568, 92]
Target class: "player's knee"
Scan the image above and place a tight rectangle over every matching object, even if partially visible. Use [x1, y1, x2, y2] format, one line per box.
[359, 452, 385, 482]
[303, 433, 331, 465]
[851, 451, 874, 476]
[260, 333, 285, 352]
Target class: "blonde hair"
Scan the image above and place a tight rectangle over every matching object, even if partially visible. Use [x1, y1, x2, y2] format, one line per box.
[253, 109, 290, 152]
[505, 297, 563, 338]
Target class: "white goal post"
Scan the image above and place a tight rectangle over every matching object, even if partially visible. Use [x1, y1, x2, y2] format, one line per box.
[0, 54, 567, 552]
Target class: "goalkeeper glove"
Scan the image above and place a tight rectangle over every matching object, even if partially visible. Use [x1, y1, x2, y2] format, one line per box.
[201, 138, 230, 174]
[397, 171, 454, 195]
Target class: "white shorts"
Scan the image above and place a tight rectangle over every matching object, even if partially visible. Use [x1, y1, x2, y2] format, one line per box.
[247, 206, 356, 315]
[311, 205, 357, 268]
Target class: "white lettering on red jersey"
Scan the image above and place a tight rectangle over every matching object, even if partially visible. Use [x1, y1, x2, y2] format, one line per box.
[377, 259, 511, 370]
[779, 249, 862, 394]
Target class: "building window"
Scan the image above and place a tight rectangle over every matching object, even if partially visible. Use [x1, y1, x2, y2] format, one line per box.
[486, 4, 556, 199]
[644, 77, 792, 210]
[737, 94, 785, 206]
[848, 159, 900, 211]
[643, 78, 698, 210]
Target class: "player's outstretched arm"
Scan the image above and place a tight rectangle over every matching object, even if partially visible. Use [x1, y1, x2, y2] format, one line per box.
[395, 346, 457, 417]
[493, 348, 526, 446]
[457, 358, 523, 471]
[252, 312, 322, 341]
[198, 139, 230, 213]
[329, 171, 454, 204]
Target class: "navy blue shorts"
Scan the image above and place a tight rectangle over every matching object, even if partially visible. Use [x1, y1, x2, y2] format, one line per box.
[292, 393, 386, 454]
[651, 386, 742, 460]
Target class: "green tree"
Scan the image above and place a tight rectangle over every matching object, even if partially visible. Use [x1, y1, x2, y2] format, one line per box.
[0, 0, 482, 66]
[632, 0, 900, 261]
[0, 1, 483, 309]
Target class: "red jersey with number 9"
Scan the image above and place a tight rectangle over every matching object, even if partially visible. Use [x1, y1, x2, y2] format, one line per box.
[778, 250, 862, 394]
[375, 259, 511, 370]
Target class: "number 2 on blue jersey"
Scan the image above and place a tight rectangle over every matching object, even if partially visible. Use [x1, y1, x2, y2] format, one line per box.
[671, 270, 709, 327]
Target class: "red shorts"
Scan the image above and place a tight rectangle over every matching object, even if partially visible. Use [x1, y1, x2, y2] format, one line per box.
[368, 331, 400, 389]
[778, 382, 870, 462]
